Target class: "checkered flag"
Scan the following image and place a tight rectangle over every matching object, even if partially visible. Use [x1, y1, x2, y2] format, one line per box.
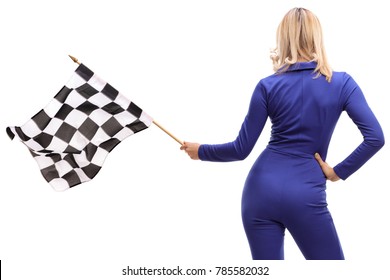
[6, 63, 153, 191]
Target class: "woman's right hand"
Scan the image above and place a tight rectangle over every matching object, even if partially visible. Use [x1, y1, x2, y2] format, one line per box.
[180, 141, 201, 160]
[314, 153, 340, 182]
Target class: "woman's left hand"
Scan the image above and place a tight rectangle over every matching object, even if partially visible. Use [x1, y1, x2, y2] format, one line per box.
[314, 153, 340, 182]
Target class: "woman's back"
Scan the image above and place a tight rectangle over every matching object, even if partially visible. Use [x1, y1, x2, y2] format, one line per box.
[199, 61, 384, 180]
[264, 61, 348, 159]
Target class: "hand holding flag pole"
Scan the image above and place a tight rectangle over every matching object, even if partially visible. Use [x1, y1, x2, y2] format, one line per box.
[69, 55, 183, 145]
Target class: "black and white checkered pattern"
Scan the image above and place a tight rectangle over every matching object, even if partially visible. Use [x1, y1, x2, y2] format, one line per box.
[7, 64, 152, 191]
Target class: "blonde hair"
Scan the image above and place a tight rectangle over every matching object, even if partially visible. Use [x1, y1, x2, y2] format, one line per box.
[271, 7, 332, 82]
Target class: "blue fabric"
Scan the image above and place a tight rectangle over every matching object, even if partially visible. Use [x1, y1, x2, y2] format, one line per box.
[198, 62, 384, 259]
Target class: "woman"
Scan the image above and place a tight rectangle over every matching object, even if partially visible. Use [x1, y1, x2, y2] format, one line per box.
[180, 7, 384, 260]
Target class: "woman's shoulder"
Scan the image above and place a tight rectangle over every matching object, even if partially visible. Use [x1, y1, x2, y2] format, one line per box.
[257, 69, 357, 90]
[331, 70, 358, 86]
[331, 70, 349, 79]
[258, 72, 281, 86]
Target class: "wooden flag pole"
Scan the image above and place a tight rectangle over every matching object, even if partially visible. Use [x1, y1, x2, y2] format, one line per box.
[69, 55, 80, 65]
[151, 120, 183, 145]
[68, 55, 184, 146]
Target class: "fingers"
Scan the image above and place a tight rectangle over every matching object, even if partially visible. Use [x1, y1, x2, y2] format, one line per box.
[314, 152, 325, 166]
[180, 141, 187, 151]
[180, 141, 200, 160]
[180, 141, 191, 155]
[180, 141, 191, 152]
[314, 153, 340, 182]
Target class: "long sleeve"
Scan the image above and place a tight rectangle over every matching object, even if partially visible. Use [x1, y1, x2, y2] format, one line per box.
[198, 82, 268, 162]
[333, 75, 385, 180]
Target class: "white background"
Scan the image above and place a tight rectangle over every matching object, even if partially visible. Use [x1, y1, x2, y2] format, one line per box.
[0, 0, 388, 279]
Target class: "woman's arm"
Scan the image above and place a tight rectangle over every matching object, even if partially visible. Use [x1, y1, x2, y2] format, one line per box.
[183, 82, 268, 162]
[319, 75, 385, 180]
